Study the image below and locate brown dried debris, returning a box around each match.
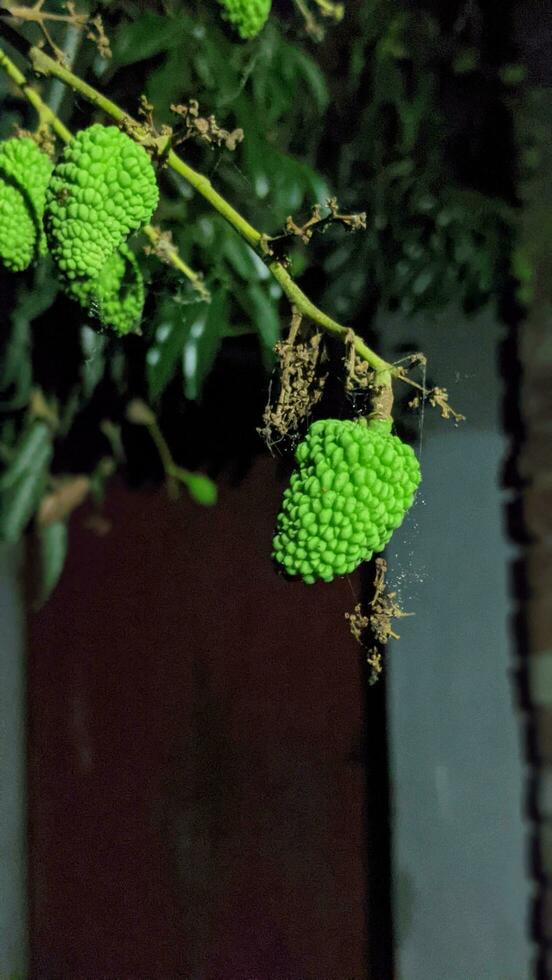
[345,558,414,684]
[366,648,383,684]
[369,557,414,643]
[344,329,375,393]
[37,474,90,527]
[427,386,466,422]
[85,10,111,60]
[344,603,369,643]
[271,197,366,249]
[258,307,327,447]
[170,100,244,152]
[408,385,466,423]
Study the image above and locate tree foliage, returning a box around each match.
[0,0,520,603]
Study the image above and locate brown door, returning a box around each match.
[27,457,376,979]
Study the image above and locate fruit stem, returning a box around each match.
[367,369,394,422]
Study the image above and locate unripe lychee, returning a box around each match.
[273,417,421,584]
[218,0,271,38]
[0,137,53,271]
[64,243,145,335]
[45,124,158,280]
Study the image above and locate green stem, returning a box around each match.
[270,263,391,373]
[313,0,345,21]
[146,416,174,476]
[167,462,192,483]
[0,44,71,137]
[166,146,261,249]
[30,45,127,124]
[25,43,398,377]
[141,223,210,300]
[146,417,195,497]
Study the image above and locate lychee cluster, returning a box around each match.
[218,0,271,38]
[273,417,421,584]
[44,124,158,281]
[0,137,52,272]
[1,126,156,334]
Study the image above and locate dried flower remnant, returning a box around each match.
[346,558,414,683]
[259,308,327,446]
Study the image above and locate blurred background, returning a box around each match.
[0,1,549,977]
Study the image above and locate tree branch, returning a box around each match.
[0,22,464,421]
[21,40,398,379]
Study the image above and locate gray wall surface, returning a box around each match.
[0,544,28,977]
[379,311,532,980]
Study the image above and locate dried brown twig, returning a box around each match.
[273,197,367,248]
[171,100,244,152]
[344,329,374,393]
[123,96,243,162]
[346,558,414,684]
[258,307,327,448]
[37,474,90,527]
[369,557,414,644]
[408,385,466,423]
[142,225,211,302]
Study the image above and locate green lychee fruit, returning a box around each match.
[45,124,159,280]
[273,417,421,584]
[218,0,271,38]
[64,243,144,335]
[0,137,53,271]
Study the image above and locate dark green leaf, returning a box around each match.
[238,282,280,355]
[111,13,188,66]
[222,235,262,281]
[35,521,68,608]
[0,421,51,491]
[182,289,227,401]
[0,315,31,403]
[81,327,106,400]
[1,264,58,411]
[147,301,196,402]
[0,437,52,543]
[286,47,329,113]
[146,48,193,121]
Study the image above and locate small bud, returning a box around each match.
[126,399,156,426]
[186,473,218,507]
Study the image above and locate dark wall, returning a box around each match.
[27,458,373,979]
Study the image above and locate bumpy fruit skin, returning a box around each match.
[0,178,37,272]
[0,138,53,271]
[218,0,271,38]
[64,243,144,335]
[273,418,421,584]
[45,124,159,280]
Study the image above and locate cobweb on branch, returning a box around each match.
[344,354,428,678]
[386,353,428,607]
